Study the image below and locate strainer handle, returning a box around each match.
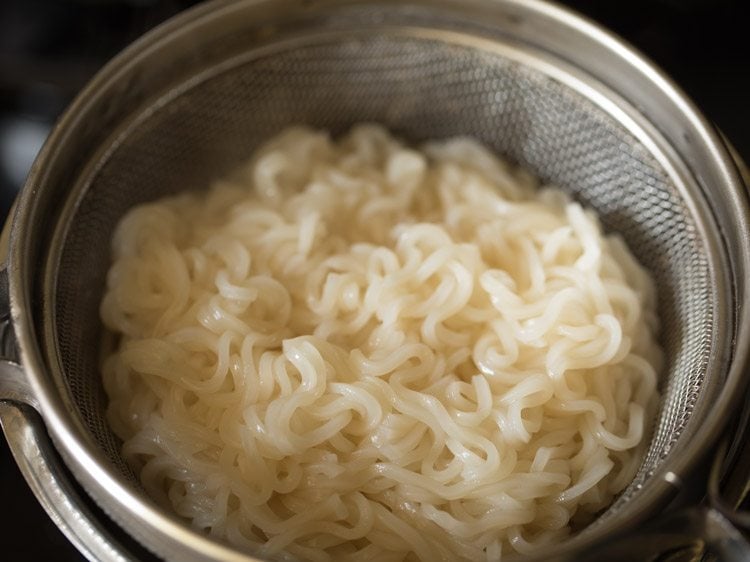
[583,506,750,561]
[577,438,750,561]
[0,363,139,562]
[1,247,139,561]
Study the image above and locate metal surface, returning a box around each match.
[0,400,134,562]
[1,0,750,560]
[1,205,134,562]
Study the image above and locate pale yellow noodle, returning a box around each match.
[101,124,662,561]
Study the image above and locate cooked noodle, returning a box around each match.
[101,125,661,561]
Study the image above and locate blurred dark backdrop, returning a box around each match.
[0,0,747,559]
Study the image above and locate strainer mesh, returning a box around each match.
[52,35,712,526]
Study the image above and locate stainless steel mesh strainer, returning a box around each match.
[1,0,749,560]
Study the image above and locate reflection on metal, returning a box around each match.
[0,402,133,562]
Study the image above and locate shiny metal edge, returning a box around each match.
[3,209,138,562]
[0,401,136,562]
[1,201,20,365]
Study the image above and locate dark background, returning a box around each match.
[0,0,747,559]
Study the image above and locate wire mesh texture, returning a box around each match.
[47,31,717,536]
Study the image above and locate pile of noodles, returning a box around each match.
[101,125,661,561]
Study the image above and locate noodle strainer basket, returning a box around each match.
[1,0,749,560]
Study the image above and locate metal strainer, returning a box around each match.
[1,0,749,560]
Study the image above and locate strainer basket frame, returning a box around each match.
[1,1,750,560]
